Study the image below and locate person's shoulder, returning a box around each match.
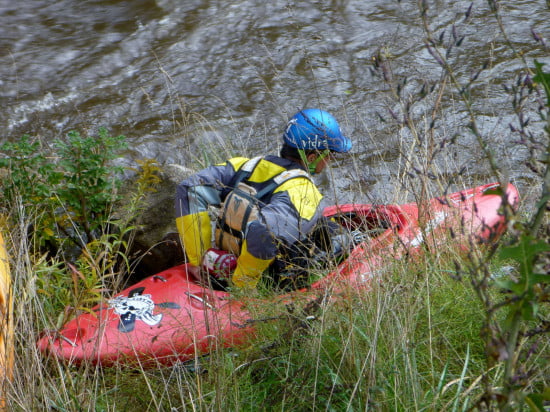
[224,157,250,170]
[275,178,322,220]
[276,176,320,192]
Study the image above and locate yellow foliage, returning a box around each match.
[130,158,162,194]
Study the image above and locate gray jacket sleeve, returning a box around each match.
[175,162,236,217]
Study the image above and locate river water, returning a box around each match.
[1,0,549,207]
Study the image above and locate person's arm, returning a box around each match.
[232,178,323,289]
[175,161,242,266]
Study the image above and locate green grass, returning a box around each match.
[7,249,504,411]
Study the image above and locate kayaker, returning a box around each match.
[175,108,352,289]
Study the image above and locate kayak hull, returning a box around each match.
[37,183,520,367]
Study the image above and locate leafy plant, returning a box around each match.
[129,158,163,197]
[488,232,550,410]
[0,128,127,250]
[53,128,127,243]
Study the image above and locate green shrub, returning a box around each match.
[0,128,127,249]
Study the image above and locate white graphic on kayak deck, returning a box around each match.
[109,287,163,332]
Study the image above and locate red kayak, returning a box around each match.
[37,182,519,367]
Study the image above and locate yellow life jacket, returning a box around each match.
[215,156,312,254]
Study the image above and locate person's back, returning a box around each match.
[175,108,352,289]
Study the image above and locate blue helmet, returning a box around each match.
[283,109,352,153]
